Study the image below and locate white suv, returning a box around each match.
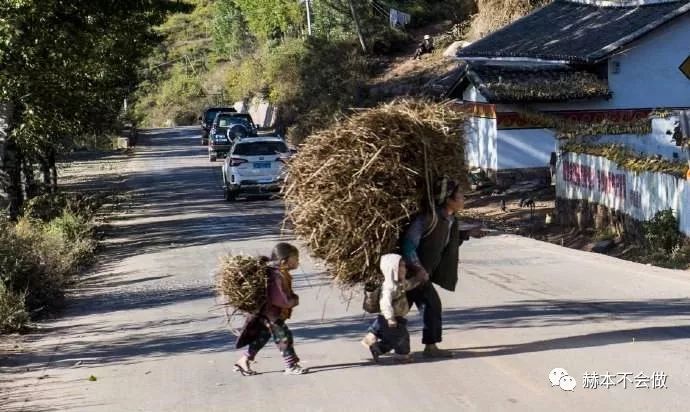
[221,137,291,201]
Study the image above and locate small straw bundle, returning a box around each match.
[215,255,270,314]
[284,99,466,287]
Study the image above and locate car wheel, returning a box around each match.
[209,155,217,162]
[225,189,237,202]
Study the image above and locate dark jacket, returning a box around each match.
[402,209,469,291]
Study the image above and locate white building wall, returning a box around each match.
[557,152,690,234]
[464,116,497,170]
[590,116,682,159]
[461,14,690,175]
[535,12,690,111]
[496,128,557,169]
[462,85,488,103]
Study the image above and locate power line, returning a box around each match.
[369,0,389,21]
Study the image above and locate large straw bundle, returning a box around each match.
[284,99,466,287]
[216,255,270,313]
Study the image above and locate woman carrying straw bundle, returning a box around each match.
[401,177,479,358]
[233,243,309,376]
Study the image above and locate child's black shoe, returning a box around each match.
[369,343,383,363]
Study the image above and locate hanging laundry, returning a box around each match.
[389,8,411,29]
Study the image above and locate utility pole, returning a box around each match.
[305,0,312,35]
[347,0,367,53]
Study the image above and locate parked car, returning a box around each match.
[200,106,236,145]
[208,112,258,161]
[221,137,291,201]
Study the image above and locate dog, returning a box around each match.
[519,197,535,208]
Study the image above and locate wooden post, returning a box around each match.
[305,0,312,36]
[347,0,367,53]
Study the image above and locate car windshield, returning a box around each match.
[233,142,288,156]
[217,115,253,128]
[205,110,221,124]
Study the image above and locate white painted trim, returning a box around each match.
[459,57,570,65]
[567,0,681,6]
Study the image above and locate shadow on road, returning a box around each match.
[5,298,690,374]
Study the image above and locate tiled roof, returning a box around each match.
[457,0,690,63]
[452,62,611,102]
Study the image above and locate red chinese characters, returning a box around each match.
[563,161,626,198]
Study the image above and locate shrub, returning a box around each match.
[0,284,30,333]
[23,192,104,222]
[226,37,370,143]
[644,209,682,254]
[1,208,98,332]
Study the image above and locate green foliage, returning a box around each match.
[388,0,475,26]
[594,227,617,242]
[23,192,105,222]
[0,205,98,333]
[233,0,303,40]
[134,0,476,130]
[0,283,29,334]
[1,0,189,216]
[1,0,187,142]
[644,209,682,255]
[134,0,222,126]
[640,243,690,269]
[213,0,256,58]
[310,0,354,40]
[225,37,369,142]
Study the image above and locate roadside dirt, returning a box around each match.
[462,185,636,258]
[367,21,463,101]
[461,182,688,269]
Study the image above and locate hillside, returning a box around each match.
[132,0,546,139]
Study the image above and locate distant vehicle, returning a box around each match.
[208,112,257,161]
[199,106,236,146]
[221,137,291,201]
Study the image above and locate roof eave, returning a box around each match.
[457,54,594,65]
[487,92,612,104]
[590,2,690,63]
[466,70,499,102]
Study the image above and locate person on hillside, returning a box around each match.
[413,35,434,60]
[234,243,308,376]
[401,177,479,358]
[360,254,419,363]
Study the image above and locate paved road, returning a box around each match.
[3,127,690,412]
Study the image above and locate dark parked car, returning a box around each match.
[200,106,236,145]
[208,112,258,162]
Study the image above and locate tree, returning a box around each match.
[0,0,190,218]
[233,0,304,40]
[213,0,256,58]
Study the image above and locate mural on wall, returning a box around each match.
[557,152,690,235]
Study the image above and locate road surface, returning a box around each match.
[3,127,690,412]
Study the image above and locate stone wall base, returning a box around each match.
[555,197,644,242]
[486,167,551,188]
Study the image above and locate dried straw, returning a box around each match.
[215,255,270,313]
[284,99,466,287]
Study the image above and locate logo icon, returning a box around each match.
[549,368,576,391]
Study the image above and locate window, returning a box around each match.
[233,142,288,156]
[205,110,221,123]
[217,115,252,129]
